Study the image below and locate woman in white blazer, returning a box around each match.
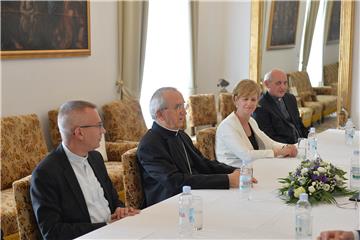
[216,80,297,167]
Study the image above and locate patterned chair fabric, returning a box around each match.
[102,99,148,143]
[12,175,41,240]
[47,109,126,201]
[298,107,313,128]
[121,148,144,209]
[219,93,235,121]
[323,62,338,95]
[196,127,216,161]
[1,114,48,237]
[188,94,217,136]
[288,71,337,120]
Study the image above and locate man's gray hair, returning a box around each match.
[58,100,97,141]
[149,87,178,120]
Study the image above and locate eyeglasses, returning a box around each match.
[78,122,104,129]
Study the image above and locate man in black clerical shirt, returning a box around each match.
[253,69,308,144]
[137,87,241,207]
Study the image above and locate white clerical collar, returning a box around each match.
[155,121,180,134]
[62,142,88,165]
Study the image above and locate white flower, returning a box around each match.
[312,182,316,186]
[282,182,290,188]
[308,186,316,193]
[318,167,326,173]
[323,184,330,191]
[313,171,319,175]
[294,187,306,198]
[335,175,341,181]
[299,177,306,186]
[301,168,308,175]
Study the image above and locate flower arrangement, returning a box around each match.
[278,158,355,204]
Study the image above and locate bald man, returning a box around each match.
[253,69,308,144]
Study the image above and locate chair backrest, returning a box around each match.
[288,71,317,102]
[1,114,48,190]
[219,93,235,121]
[323,62,338,86]
[195,127,216,160]
[102,99,148,142]
[48,109,61,148]
[13,175,41,240]
[188,94,217,136]
[121,148,144,209]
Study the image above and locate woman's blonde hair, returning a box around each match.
[232,79,261,101]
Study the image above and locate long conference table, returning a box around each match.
[79,129,360,239]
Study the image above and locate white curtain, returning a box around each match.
[299,0,320,71]
[117,1,148,100]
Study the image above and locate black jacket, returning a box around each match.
[137,122,236,207]
[30,144,123,240]
[253,92,308,144]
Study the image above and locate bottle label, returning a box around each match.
[351,167,360,179]
[240,175,251,190]
[295,213,312,238]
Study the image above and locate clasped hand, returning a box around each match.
[109,207,140,223]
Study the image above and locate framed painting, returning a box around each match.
[327,1,341,44]
[1,1,90,59]
[266,1,299,50]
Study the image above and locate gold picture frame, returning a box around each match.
[1,1,90,59]
[266,1,299,50]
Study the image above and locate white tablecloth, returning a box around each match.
[79,129,360,239]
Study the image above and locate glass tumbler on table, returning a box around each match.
[297,138,307,161]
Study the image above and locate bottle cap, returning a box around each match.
[309,127,315,133]
[299,193,308,201]
[182,186,191,193]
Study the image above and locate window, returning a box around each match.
[140,0,193,127]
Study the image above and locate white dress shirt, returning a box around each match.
[216,112,285,168]
[62,143,111,223]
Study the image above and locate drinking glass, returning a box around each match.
[297,138,307,161]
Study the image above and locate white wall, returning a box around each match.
[351,2,360,129]
[196,1,251,95]
[261,1,306,77]
[1,1,119,149]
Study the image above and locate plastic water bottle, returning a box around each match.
[350,150,360,191]
[295,193,312,239]
[178,186,194,238]
[306,127,317,160]
[345,119,355,145]
[239,163,252,200]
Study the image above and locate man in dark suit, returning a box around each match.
[30,100,139,240]
[253,69,308,144]
[137,87,244,207]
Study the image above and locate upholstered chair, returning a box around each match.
[287,72,322,123]
[13,175,41,240]
[1,114,48,238]
[121,148,144,209]
[323,62,338,95]
[219,93,235,121]
[195,127,216,160]
[188,94,217,136]
[102,99,148,144]
[295,97,314,128]
[48,109,125,201]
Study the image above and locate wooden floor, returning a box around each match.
[314,114,337,133]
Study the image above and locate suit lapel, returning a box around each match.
[264,93,293,127]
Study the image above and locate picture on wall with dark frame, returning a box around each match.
[267,1,299,50]
[327,0,340,44]
[1,0,90,59]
